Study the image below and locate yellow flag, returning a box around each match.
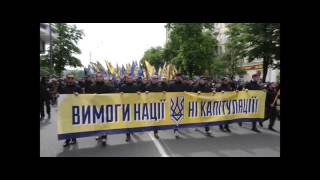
[161,62,167,79]
[158,67,162,76]
[106,61,115,75]
[145,60,155,79]
[90,62,100,73]
[167,64,172,80]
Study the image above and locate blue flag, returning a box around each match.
[120,65,125,79]
[130,60,137,77]
[138,63,144,77]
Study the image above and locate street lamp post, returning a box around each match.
[49,23,53,75]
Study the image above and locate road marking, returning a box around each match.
[147,132,169,157]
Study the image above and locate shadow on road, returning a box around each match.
[56,132,279,157]
[57,140,159,157]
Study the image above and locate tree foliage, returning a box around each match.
[140,46,164,71]
[41,23,84,75]
[163,23,218,77]
[226,23,280,82]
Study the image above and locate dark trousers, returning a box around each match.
[40,99,50,118]
[205,126,210,132]
[65,138,76,143]
[219,124,229,130]
[268,108,277,128]
[252,121,257,130]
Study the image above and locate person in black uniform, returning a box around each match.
[192,76,213,135]
[57,74,82,147]
[78,77,85,92]
[145,75,164,139]
[262,82,279,131]
[168,73,187,138]
[186,78,194,92]
[136,76,146,92]
[244,74,262,133]
[160,77,169,91]
[216,77,233,133]
[40,76,51,121]
[120,75,141,142]
[90,73,117,146]
[83,75,93,93]
[237,79,245,127]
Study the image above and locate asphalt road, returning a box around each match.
[40,106,280,157]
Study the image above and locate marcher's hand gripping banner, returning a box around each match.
[57,91,266,140]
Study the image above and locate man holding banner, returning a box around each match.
[192,76,213,135]
[217,77,233,133]
[57,74,82,147]
[245,74,263,133]
[145,75,163,139]
[119,75,141,142]
[91,73,117,146]
[168,73,187,138]
[263,82,279,131]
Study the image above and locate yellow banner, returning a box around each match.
[57,91,266,140]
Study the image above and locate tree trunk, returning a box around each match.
[262,57,269,83]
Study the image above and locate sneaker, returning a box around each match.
[174,130,179,138]
[225,128,232,133]
[268,127,277,132]
[101,138,107,146]
[63,141,70,147]
[259,122,263,127]
[154,133,159,139]
[206,130,212,136]
[125,135,131,142]
[70,139,77,144]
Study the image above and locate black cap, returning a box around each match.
[221,77,228,81]
[200,76,208,80]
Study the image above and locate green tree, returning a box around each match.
[163,23,218,77]
[210,52,246,78]
[140,46,165,71]
[41,23,84,75]
[226,23,280,82]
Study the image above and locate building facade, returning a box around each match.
[40,23,58,54]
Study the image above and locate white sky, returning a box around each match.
[67,23,167,69]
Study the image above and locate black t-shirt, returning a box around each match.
[168,81,187,92]
[192,83,212,92]
[245,81,262,90]
[145,83,162,92]
[120,83,140,93]
[59,84,82,94]
[89,82,116,94]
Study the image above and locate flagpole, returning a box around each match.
[49,23,53,75]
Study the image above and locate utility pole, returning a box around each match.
[49,23,53,75]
